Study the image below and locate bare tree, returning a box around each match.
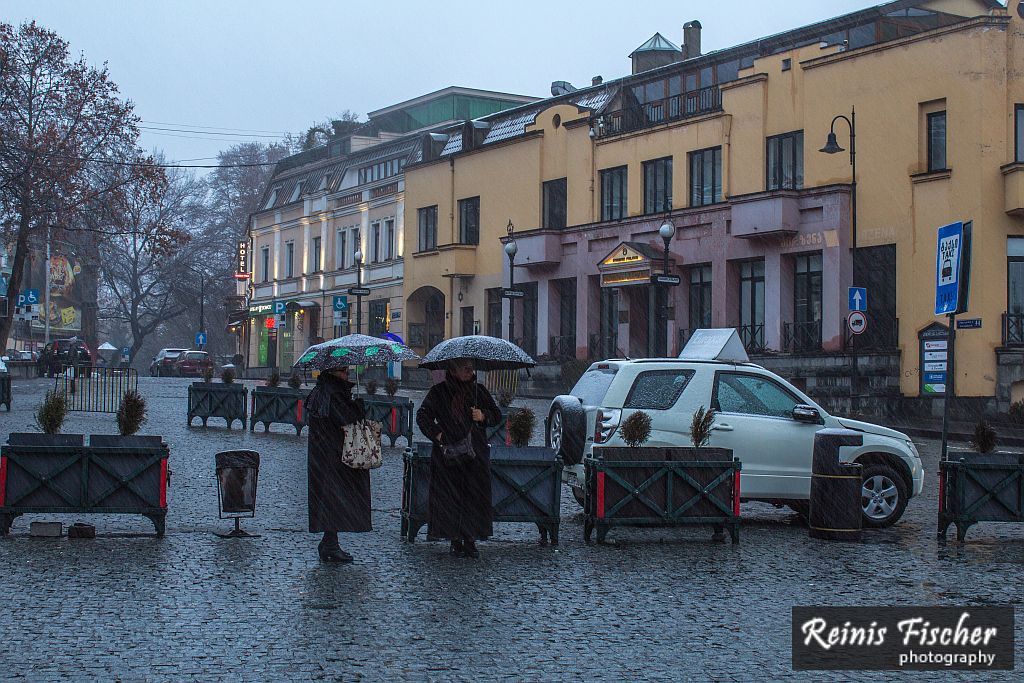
[298,110,362,151]
[0,21,151,350]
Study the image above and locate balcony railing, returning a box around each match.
[845,317,899,352]
[549,335,577,360]
[598,86,722,139]
[738,324,766,354]
[678,328,693,353]
[782,321,823,353]
[589,333,621,360]
[1003,313,1024,346]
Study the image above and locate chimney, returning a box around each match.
[592,75,603,86]
[683,20,702,60]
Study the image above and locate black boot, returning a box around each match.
[449,539,465,557]
[318,532,353,563]
[463,539,480,559]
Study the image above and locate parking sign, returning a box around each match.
[935,221,972,316]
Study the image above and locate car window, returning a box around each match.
[714,373,800,419]
[571,368,617,406]
[184,352,206,360]
[624,370,694,410]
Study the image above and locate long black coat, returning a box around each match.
[307,375,371,533]
[416,377,502,541]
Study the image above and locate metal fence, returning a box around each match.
[55,366,139,413]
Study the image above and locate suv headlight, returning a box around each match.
[904,439,919,458]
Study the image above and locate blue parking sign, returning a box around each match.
[273,300,286,315]
[934,221,971,316]
[333,295,348,312]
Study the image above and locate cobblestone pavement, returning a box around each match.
[1,376,1022,681]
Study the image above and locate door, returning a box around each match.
[707,371,818,498]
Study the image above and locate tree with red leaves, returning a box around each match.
[0,21,154,351]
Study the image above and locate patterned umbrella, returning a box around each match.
[294,333,419,371]
[419,335,535,371]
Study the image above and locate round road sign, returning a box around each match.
[848,311,867,335]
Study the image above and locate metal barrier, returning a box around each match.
[55,366,139,413]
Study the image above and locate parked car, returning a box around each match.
[37,339,93,377]
[546,358,924,528]
[174,350,214,377]
[150,348,188,377]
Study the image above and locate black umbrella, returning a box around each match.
[419,335,535,371]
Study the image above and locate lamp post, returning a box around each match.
[820,106,858,409]
[183,265,207,349]
[658,218,676,356]
[503,220,518,344]
[354,248,363,335]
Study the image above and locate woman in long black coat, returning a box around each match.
[416,358,502,558]
[307,365,370,563]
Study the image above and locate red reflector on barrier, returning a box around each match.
[597,471,606,519]
[0,456,7,508]
[159,458,168,509]
[937,470,945,514]
[297,400,303,423]
[733,469,741,518]
[390,407,397,433]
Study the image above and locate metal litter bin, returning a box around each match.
[809,428,863,541]
[215,450,260,538]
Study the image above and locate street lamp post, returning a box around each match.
[504,221,518,344]
[354,248,363,335]
[820,106,858,409]
[658,218,676,356]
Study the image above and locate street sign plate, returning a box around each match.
[848,311,867,335]
[195,332,207,347]
[924,341,948,351]
[333,295,348,312]
[923,383,947,394]
[650,274,681,286]
[848,287,867,312]
[924,372,947,384]
[502,288,525,299]
[348,287,371,297]
[935,221,964,315]
[272,300,286,315]
[956,318,982,330]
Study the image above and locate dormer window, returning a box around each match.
[289,181,304,203]
[317,174,330,192]
[263,187,280,210]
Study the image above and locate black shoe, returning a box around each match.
[463,541,480,559]
[449,540,465,557]
[318,542,353,563]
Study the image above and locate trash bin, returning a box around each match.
[809,428,864,542]
[214,450,260,538]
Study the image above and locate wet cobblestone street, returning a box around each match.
[1,376,1022,681]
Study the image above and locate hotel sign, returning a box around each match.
[235,240,250,279]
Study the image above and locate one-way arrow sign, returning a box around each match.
[849,287,867,312]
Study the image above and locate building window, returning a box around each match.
[643,157,672,214]
[600,166,628,221]
[350,229,360,266]
[1008,238,1024,344]
[688,264,712,333]
[766,131,803,190]
[263,187,279,211]
[311,236,321,273]
[289,181,304,203]
[358,157,406,185]
[368,299,388,337]
[791,253,823,351]
[384,219,395,260]
[543,178,567,230]
[461,306,475,337]
[336,229,347,269]
[738,259,765,350]
[285,242,295,279]
[418,206,438,251]
[928,111,946,171]
[371,222,381,262]
[458,196,480,245]
[260,246,270,283]
[486,288,502,338]
[689,147,722,207]
[1016,106,1024,164]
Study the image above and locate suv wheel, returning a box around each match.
[547,407,564,457]
[861,463,908,528]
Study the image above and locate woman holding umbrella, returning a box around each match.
[416,358,501,558]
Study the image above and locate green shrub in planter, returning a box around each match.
[35,390,68,434]
[221,367,236,384]
[971,420,997,454]
[365,379,378,396]
[202,366,214,383]
[384,378,399,397]
[621,411,652,448]
[507,407,536,448]
[117,390,147,436]
[287,373,302,390]
[690,406,715,448]
[497,387,515,409]
[265,370,281,388]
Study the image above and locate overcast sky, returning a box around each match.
[3,0,879,166]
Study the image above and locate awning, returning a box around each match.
[226,310,247,327]
[288,300,319,309]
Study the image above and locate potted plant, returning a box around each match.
[8,390,81,447]
[940,420,1024,541]
[188,366,248,429]
[361,376,414,447]
[365,379,379,396]
[487,387,518,445]
[251,369,308,434]
[90,390,163,448]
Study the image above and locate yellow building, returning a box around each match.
[404,0,1024,415]
[242,87,535,373]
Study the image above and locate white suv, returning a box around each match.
[547,358,924,528]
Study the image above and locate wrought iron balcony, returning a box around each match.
[549,335,577,361]
[1003,313,1024,346]
[783,321,823,354]
[845,317,899,352]
[596,86,722,139]
[738,324,766,354]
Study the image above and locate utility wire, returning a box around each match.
[140,125,287,139]
[141,120,291,135]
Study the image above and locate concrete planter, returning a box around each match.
[939,452,1024,541]
[0,433,169,536]
[584,447,740,544]
[251,386,309,434]
[188,382,247,430]
[401,442,563,543]
[363,396,414,447]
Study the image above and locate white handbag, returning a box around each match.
[341,419,383,469]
